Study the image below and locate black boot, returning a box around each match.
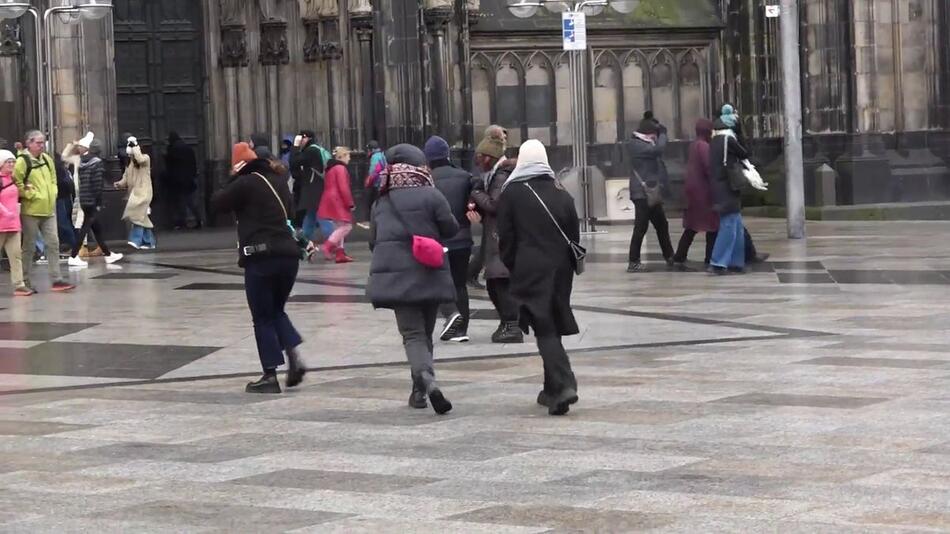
[408,378,427,409]
[246,372,281,394]
[537,390,552,407]
[428,388,453,415]
[548,388,579,416]
[492,322,524,344]
[286,348,307,388]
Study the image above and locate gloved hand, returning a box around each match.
[127,136,138,148]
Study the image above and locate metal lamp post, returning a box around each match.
[506,0,638,233]
[0,2,45,137]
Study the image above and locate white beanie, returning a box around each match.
[0,150,15,166]
[76,131,95,149]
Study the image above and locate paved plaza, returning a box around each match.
[0,218,948,532]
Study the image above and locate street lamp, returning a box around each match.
[505,0,635,232]
[43,0,113,150]
[0,2,46,142]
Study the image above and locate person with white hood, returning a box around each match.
[66,135,123,267]
[496,140,581,416]
[114,135,156,249]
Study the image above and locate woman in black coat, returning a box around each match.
[211,142,312,394]
[708,118,751,274]
[497,140,580,416]
[367,144,459,415]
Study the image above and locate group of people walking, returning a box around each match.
[221,127,583,417]
[626,105,768,275]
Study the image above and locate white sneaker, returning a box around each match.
[105,252,124,264]
[67,256,88,268]
[127,241,141,250]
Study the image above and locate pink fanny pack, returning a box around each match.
[386,197,445,269]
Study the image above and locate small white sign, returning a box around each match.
[765,5,780,18]
[562,12,587,51]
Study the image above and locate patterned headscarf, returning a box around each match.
[378,162,434,194]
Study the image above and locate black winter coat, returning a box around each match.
[77,153,105,209]
[471,159,516,279]
[211,159,299,268]
[431,159,473,251]
[709,119,750,215]
[498,176,580,337]
[627,129,669,200]
[164,138,198,194]
[290,144,325,212]
[367,187,459,309]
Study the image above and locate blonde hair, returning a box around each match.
[333,146,351,159]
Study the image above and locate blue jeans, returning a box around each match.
[301,209,334,241]
[710,212,745,269]
[129,225,156,248]
[57,199,76,251]
[244,256,303,371]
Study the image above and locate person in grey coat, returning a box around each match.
[626,111,675,273]
[367,144,459,414]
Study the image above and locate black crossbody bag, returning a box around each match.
[523,183,586,275]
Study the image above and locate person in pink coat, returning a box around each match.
[318,146,355,263]
[0,150,32,296]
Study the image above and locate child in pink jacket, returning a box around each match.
[0,150,31,296]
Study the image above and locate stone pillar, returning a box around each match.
[320,15,343,147]
[220,24,249,145]
[0,18,26,144]
[424,6,453,141]
[351,12,375,148]
[260,20,290,151]
[379,0,425,146]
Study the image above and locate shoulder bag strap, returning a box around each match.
[384,195,415,237]
[251,172,289,220]
[524,183,573,247]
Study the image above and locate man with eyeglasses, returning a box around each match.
[12,131,75,292]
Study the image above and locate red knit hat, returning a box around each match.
[231,142,257,173]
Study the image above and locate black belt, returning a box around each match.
[242,243,269,256]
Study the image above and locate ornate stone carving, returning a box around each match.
[321,40,343,60]
[219,0,246,25]
[348,0,372,15]
[302,20,321,63]
[425,6,453,32]
[0,19,22,57]
[466,0,479,10]
[351,10,373,38]
[298,0,337,19]
[220,25,249,68]
[424,0,451,8]
[258,0,285,22]
[260,21,289,65]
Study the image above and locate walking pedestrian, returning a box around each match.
[164,131,202,230]
[115,136,156,249]
[366,144,459,414]
[497,140,580,415]
[13,130,75,292]
[67,139,123,267]
[318,146,355,263]
[212,142,310,393]
[471,132,523,344]
[626,112,675,273]
[52,152,77,256]
[289,130,326,240]
[358,140,386,230]
[0,150,32,296]
[672,118,718,268]
[720,104,769,265]
[425,135,474,343]
[708,117,750,274]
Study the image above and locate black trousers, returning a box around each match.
[244,256,302,372]
[538,336,577,395]
[487,277,518,323]
[468,244,484,281]
[673,229,718,264]
[744,227,759,262]
[628,199,674,263]
[170,189,202,227]
[71,206,111,257]
[439,247,471,325]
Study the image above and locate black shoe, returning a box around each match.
[491,322,523,344]
[429,388,453,415]
[671,261,693,272]
[748,253,770,264]
[626,262,644,273]
[285,352,307,388]
[440,313,466,342]
[548,388,579,416]
[467,278,485,291]
[246,373,281,394]
[537,390,552,407]
[706,265,728,276]
[408,388,427,409]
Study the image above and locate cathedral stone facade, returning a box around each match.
[1,0,948,225]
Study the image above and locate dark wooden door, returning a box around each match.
[113,0,204,227]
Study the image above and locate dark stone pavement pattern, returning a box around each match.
[0,219,947,532]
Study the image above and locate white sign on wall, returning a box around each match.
[765,5,781,18]
[562,12,587,50]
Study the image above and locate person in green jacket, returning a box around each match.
[13,130,75,292]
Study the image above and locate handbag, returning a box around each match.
[634,169,663,208]
[252,172,312,260]
[385,197,446,269]
[524,183,587,275]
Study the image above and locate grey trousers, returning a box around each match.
[21,214,64,285]
[394,304,440,393]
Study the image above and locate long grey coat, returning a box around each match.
[367,187,460,309]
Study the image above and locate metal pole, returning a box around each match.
[569,47,590,233]
[779,0,805,239]
[24,8,46,137]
